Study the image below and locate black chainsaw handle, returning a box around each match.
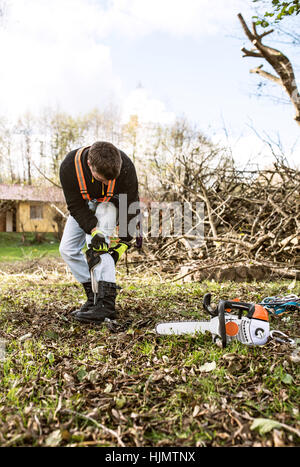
[203,295,227,347]
[203,293,218,317]
[203,293,254,319]
[218,300,227,349]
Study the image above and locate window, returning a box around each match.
[30,204,43,220]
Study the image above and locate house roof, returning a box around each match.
[0,184,65,203]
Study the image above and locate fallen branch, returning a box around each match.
[50,203,67,219]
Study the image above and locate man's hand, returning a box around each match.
[109,241,130,264]
[90,230,108,252]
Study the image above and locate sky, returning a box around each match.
[0,0,299,167]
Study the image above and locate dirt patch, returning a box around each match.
[0,257,67,275]
[179,263,299,282]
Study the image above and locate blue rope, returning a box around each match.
[260,294,300,315]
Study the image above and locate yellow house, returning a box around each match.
[0,184,66,234]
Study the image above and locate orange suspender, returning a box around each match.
[101,179,116,202]
[74,147,116,203]
[75,146,90,201]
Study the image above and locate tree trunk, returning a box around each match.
[238,13,300,127]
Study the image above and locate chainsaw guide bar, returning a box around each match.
[155,293,294,348]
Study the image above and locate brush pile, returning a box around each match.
[139,162,300,281]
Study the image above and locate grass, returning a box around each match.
[0,261,299,447]
[0,232,60,262]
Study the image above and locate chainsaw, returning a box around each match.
[156,293,294,348]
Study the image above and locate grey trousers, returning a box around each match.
[59,202,118,284]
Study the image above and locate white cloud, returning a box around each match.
[121,87,175,125]
[211,132,300,169]
[0,0,251,120]
[0,0,122,116]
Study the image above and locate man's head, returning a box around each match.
[87,142,122,184]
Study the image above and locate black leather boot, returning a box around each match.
[71,282,94,316]
[73,281,120,324]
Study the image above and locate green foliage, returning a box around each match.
[253,0,300,27]
[251,418,282,434]
[0,232,60,262]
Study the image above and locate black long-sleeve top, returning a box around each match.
[59,146,140,241]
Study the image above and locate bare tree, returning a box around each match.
[238,13,300,127]
[0,118,13,182]
[15,113,36,185]
[48,110,87,182]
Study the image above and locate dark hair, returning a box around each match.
[88,142,122,180]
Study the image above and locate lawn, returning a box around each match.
[0,233,60,263]
[0,260,299,447]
